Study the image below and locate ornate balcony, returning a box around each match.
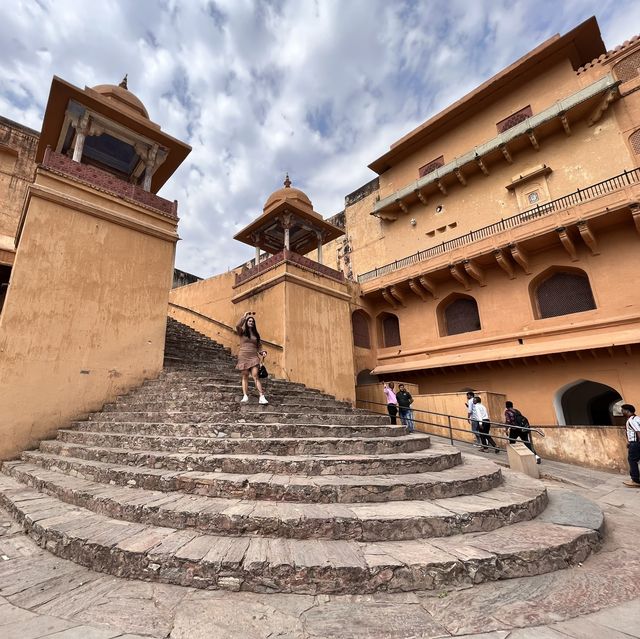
[41,148,178,218]
[358,167,640,285]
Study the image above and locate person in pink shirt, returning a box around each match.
[383,381,399,425]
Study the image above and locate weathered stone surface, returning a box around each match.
[536,488,604,533]
[0,318,605,598]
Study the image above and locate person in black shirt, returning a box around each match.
[396,384,415,433]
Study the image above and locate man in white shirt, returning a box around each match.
[466,391,481,447]
[473,396,499,453]
[621,404,640,488]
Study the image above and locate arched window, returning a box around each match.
[630,130,640,155]
[378,312,401,347]
[352,310,371,349]
[440,295,481,336]
[534,270,596,319]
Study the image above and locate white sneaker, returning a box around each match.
[259,395,268,405]
[240,395,249,403]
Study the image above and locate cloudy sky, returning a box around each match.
[1,0,638,277]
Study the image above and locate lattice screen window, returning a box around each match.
[614,50,640,83]
[496,106,533,134]
[352,311,371,348]
[535,272,596,319]
[630,130,640,155]
[418,155,444,178]
[381,314,401,347]
[444,298,481,335]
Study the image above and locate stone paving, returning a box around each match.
[0,318,638,636]
[0,458,638,638]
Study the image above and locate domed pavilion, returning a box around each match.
[234,175,344,271]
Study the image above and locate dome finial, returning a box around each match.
[283,173,291,188]
[119,74,128,90]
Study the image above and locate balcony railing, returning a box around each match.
[358,167,640,283]
[41,148,178,218]
[235,249,345,286]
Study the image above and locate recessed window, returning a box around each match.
[352,310,371,349]
[496,106,533,134]
[439,296,481,336]
[379,312,401,347]
[534,270,596,319]
[418,156,444,178]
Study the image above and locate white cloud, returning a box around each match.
[0,0,638,277]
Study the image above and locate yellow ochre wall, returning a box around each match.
[0,170,177,459]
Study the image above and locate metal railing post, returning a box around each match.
[447,415,453,445]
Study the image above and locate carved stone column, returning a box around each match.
[72,112,91,163]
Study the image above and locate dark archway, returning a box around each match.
[356,369,378,385]
[557,380,622,425]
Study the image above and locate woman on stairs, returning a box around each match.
[236,311,268,404]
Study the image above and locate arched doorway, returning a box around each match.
[554,379,622,425]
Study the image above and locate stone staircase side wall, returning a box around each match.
[0,169,177,460]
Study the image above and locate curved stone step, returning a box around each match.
[3,462,546,541]
[106,397,351,411]
[0,475,602,595]
[90,411,391,426]
[18,453,502,502]
[35,440,462,475]
[70,420,406,439]
[55,430,431,456]
[132,386,335,401]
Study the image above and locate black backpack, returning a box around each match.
[513,408,529,428]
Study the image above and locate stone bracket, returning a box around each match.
[494,248,516,279]
[577,221,599,255]
[463,259,486,286]
[509,243,530,274]
[556,227,579,261]
[449,264,471,290]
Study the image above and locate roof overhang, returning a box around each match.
[369,16,605,175]
[373,73,620,215]
[234,203,344,255]
[36,76,191,193]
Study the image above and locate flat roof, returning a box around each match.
[368,16,605,174]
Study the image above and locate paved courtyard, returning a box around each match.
[0,446,638,639]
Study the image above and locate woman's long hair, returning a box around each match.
[243,318,262,349]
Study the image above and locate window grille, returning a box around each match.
[381,314,401,347]
[496,106,533,134]
[536,272,596,319]
[418,155,444,178]
[614,51,640,83]
[444,298,481,335]
[352,311,371,348]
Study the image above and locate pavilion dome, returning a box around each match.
[263,175,314,213]
[91,76,149,119]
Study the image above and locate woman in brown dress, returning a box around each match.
[236,311,268,404]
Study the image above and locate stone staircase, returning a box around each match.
[0,317,603,594]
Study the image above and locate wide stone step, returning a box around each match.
[35,441,462,475]
[105,396,351,411]
[69,420,405,439]
[157,371,310,389]
[3,462,547,541]
[132,387,336,404]
[55,430,432,456]
[88,410,391,426]
[18,452,502,502]
[0,475,602,594]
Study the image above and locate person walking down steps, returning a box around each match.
[236,311,268,404]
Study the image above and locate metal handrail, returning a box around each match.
[358,167,640,283]
[356,398,545,452]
